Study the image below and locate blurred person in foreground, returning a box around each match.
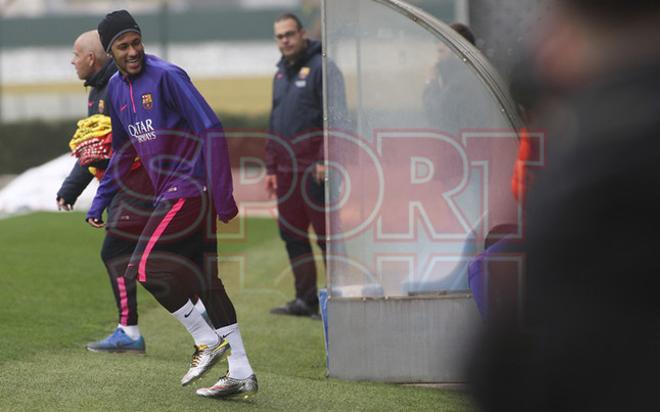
[265,13,326,318]
[56,30,153,353]
[87,10,256,398]
[469,1,660,411]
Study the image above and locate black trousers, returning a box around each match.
[98,167,155,327]
[123,194,236,328]
[276,172,326,306]
[100,234,140,326]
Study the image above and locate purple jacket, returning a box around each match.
[87,54,237,222]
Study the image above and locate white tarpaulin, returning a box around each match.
[0,154,98,217]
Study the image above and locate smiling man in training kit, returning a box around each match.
[87,9,257,399]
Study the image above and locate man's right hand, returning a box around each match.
[265,174,278,199]
[86,217,105,228]
[56,197,73,211]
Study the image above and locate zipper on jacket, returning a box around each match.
[128,78,137,113]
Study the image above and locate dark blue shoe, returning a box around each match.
[86,328,146,354]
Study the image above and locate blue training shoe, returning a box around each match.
[86,328,146,354]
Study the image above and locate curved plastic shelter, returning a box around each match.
[322,0,522,382]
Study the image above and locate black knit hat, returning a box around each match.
[98,10,141,52]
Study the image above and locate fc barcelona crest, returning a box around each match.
[141,93,153,110]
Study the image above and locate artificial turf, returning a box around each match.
[0,212,473,411]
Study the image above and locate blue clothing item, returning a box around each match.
[86,327,146,353]
[87,54,237,223]
[266,40,324,174]
[467,235,521,320]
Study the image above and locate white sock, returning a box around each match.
[194,298,207,314]
[172,300,220,347]
[118,324,141,340]
[216,324,254,379]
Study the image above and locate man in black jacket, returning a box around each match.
[57,30,118,209]
[56,30,155,352]
[265,14,326,317]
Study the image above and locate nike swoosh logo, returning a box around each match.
[184,307,195,318]
[120,104,128,112]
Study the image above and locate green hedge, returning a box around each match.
[0,120,76,175]
[0,113,269,174]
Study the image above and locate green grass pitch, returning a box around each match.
[0,212,473,411]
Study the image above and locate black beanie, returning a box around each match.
[98,10,141,52]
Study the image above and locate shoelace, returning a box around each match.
[108,329,124,341]
[211,375,232,388]
[190,345,208,367]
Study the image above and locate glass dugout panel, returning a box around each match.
[323,0,521,297]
